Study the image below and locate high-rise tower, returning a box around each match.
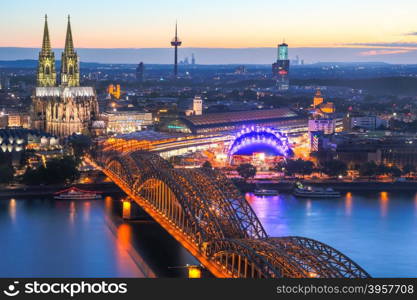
[272,41,290,91]
[170,22,182,77]
[278,42,289,61]
[136,62,145,82]
[37,15,57,87]
[60,15,80,87]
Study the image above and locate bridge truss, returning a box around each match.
[91,149,370,278]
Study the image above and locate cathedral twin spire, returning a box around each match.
[41,15,52,54]
[37,15,80,87]
[37,15,56,87]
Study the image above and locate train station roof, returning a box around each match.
[183,108,299,127]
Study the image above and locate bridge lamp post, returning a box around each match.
[187,265,202,278]
[122,199,131,220]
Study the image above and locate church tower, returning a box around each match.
[32,15,99,137]
[36,15,57,87]
[60,15,80,87]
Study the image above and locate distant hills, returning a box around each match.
[0,59,395,69]
[0,59,106,69]
[0,47,416,64]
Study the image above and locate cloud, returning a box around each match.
[359,49,411,56]
[345,42,417,48]
[405,32,417,36]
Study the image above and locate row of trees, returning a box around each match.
[202,158,415,182]
[358,161,413,178]
[233,160,347,181]
[0,152,14,184]
[230,158,416,180]
[22,156,80,185]
[1,134,91,185]
[276,159,415,179]
[276,159,348,178]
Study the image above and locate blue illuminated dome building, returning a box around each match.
[228,126,293,159]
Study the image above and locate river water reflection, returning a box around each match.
[246,191,417,277]
[1,191,415,278]
[0,196,196,277]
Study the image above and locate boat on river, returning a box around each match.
[254,189,279,196]
[293,182,340,198]
[54,187,102,200]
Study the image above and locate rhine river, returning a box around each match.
[247,191,417,278]
[0,191,416,277]
[0,195,196,278]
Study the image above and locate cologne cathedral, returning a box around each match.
[31,15,99,137]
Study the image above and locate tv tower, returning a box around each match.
[170,21,182,77]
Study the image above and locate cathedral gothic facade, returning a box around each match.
[31,15,99,137]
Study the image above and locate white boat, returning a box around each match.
[293,183,340,198]
[54,187,102,200]
[254,189,279,196]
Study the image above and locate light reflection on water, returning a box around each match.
[8,198,16,223]
[0,196,197,278]
[246,191,417,278]
[0,197,144,277]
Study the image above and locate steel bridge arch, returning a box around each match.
[92,149,370,278]
[266,237,370,278]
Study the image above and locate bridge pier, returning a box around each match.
[122,198,151,221]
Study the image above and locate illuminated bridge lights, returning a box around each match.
[86,145,370,279]
[228,126,293,157]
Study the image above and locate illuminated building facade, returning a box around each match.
[272,42,290,91]
[319,102,335,114]
[313,89,324,108]
[102,111,153,134]
[308,118,336,135]
[107,84,121,99]
[31,16,99,137]
[180,96,203,116]
[309,131,334,152]
[192,96,203,116]
[7,112,30,128]
[0,128,59,153]
[312,89,335,115]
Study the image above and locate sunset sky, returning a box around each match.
[1,0,417,48]
[2,0,417,63]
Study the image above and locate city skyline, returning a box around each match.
[3,1,417,63]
